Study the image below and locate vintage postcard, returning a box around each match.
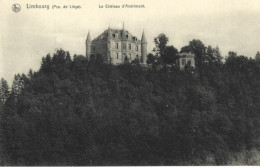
[0,0,260,165]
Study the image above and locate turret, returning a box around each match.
[141,30,147,64]
[107,27,112,62]
[86,31,92,59]
[107,27,112,39]
[121,25,127,40]
[121,22,127,61]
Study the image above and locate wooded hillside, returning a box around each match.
[1,36,260,165]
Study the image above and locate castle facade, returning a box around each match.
[86,26,147,64]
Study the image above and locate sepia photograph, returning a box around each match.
[0,0,260,165]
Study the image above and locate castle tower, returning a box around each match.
[108,26,112,39]
[121,23,127,61]
[86,31,92,60]
[107,27,112,62]
[122,23,127,40]
[141,30,147,64]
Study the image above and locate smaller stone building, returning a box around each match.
[176,52,195,70]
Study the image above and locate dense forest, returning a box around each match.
[0,34,260,165]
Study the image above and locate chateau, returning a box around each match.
[86,25,147,64]
[85,25,195,69]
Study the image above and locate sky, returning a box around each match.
[1,0,260,85]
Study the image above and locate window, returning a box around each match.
[129,53,131,60]
[128,44,131,50]
[191,59,194,65]
[123,43,126,50]
[187,59,191,64]
[136,45,138,51]
[102,43,106,50]
[116,43,119,49]
[181,59,186,65]
[117,53,119,59]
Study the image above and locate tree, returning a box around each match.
[10,74,24,103]
[0,78,9,104]
[146,53,156,66]
[163,46,178,65]
[181,39,206,67]
[124,56,130,64]
[131,57,140,65]
[206,45,214,63]
[40,54,52,73]
[65,52,72,66]
[153,33,169,58]
[153,34,179,66]
[27,69,34,79]
[255,51,260,62]
[212,46,222,63]
[205,45,223,64]
[180,45,190,53]
[2,47,260,165]
[228,51,237,58]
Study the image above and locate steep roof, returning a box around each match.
[141,30,147,43]
[86,31,91,43]
[92,29,141,42]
